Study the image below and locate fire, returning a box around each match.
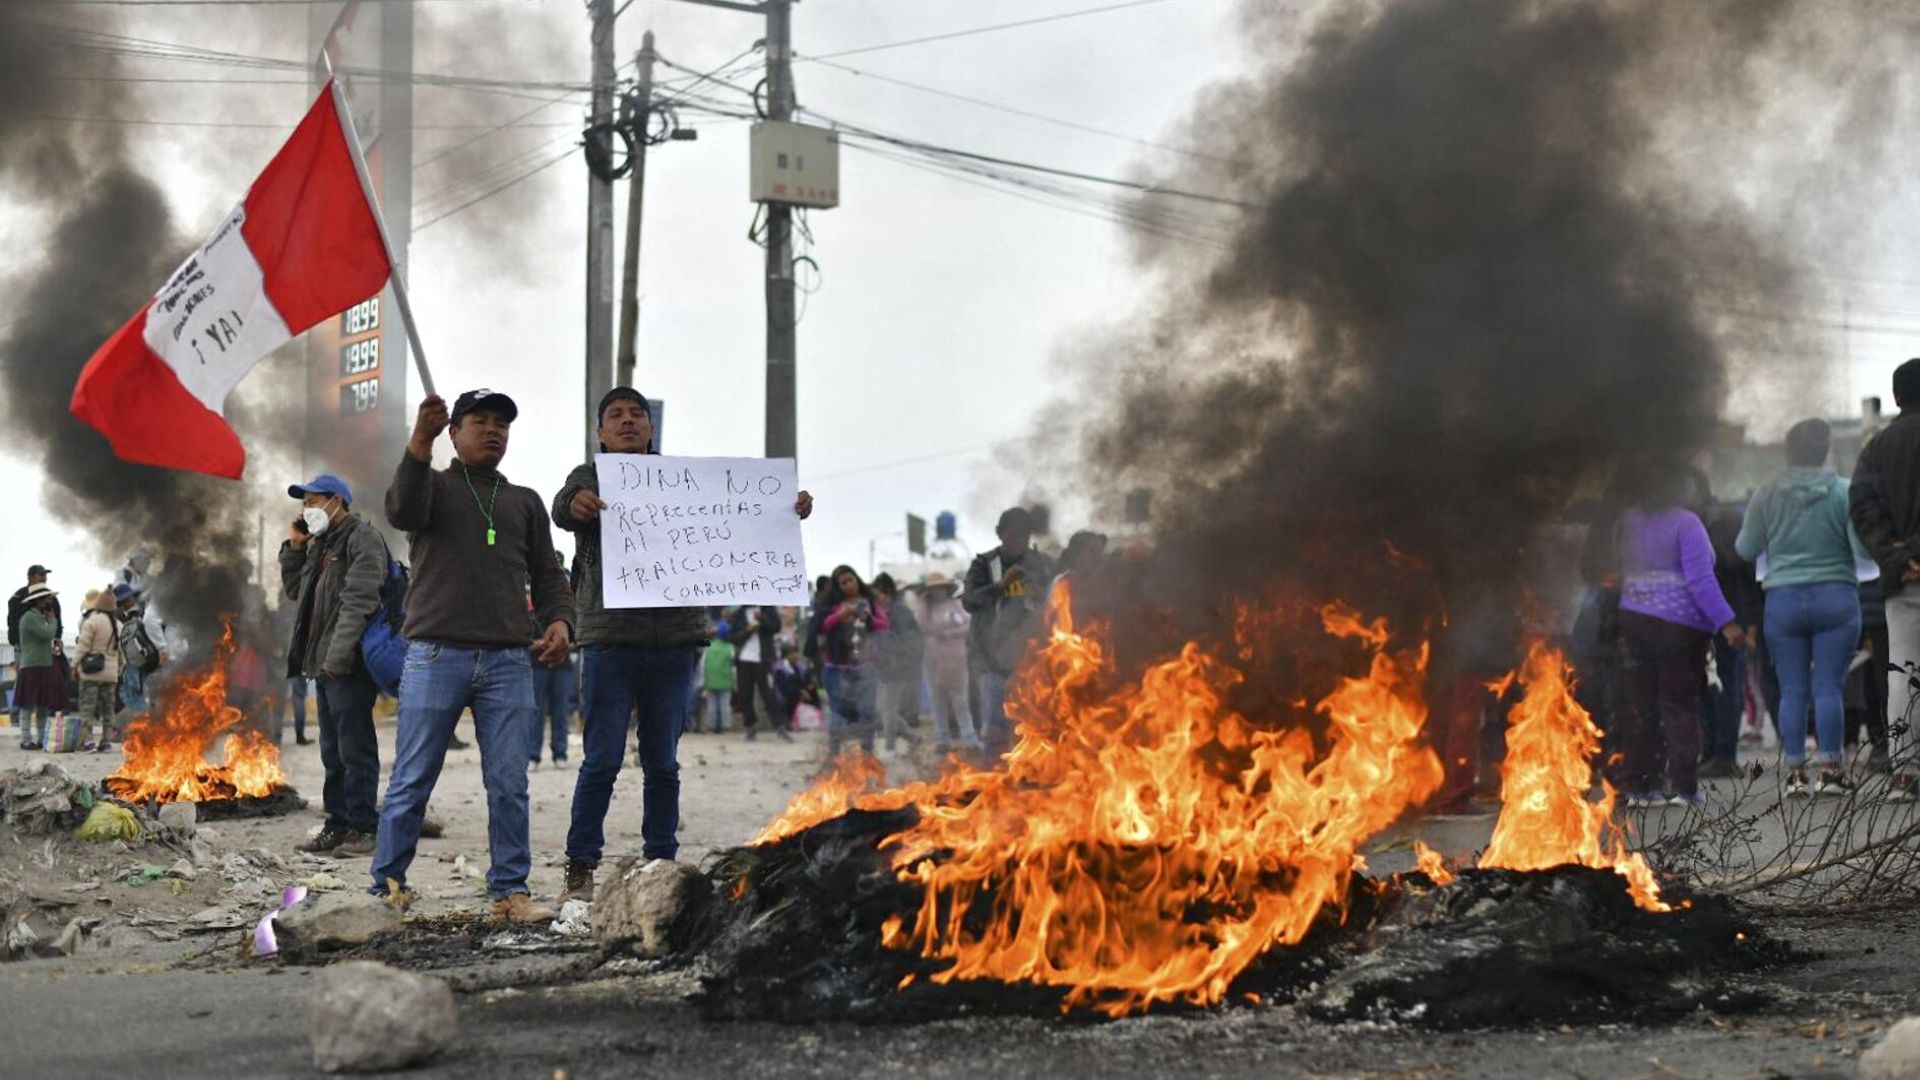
[104,620,286,804]
[758,584,1445,1016]
[1413,840,1456,885]
[1477,640,1667,912]
[752,750,903,846]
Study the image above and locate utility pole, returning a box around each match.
[616,32,656,391]
[763,0,798,461]
[584,0,618,459]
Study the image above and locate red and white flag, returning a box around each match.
[71,81,390,479]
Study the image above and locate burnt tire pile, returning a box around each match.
[692,808,1787,1029]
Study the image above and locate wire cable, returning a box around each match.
[806,0,1176,61]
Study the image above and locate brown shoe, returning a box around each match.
[491,892,556,924]
[331,831,376,857]
[298,829,347,855]
[561,859,596,903]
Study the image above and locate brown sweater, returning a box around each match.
[385,453,575,649]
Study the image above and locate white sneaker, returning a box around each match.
[1785,770,1810,798]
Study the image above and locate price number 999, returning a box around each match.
[339,338,380,377]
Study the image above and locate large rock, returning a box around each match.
[310,961,457,1074]
[591,857,712,957]
[1864,1017,1920,1080]
[277,891,403,954]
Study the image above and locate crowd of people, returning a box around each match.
[17,359,1920,925]
[1557,360,1920,810]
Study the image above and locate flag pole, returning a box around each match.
[323,63,437,399]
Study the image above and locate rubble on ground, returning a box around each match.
[276,891,405,956]
[1863,1017,1920,1080]
[309,960,457,1074]
[592,857,712,958]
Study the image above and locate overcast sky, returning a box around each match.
[4,0,1917,616]
[0,0,1256,606]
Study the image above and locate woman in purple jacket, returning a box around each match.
[1615,464,1750,807]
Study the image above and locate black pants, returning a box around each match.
[1620,611,1710,797]
[317,669,381,835]
[737,660,779,730]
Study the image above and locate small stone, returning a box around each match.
[310,961,457,1073]
[1863,1017,1920,1080]
[591,857,711,958]
[156,802,197,835]
[276,891,403,954]
[166,859,196,881]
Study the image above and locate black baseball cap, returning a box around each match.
[597,387,652,424]
[451,388,519,425]
[27,564,49,576]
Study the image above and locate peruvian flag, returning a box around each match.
[70,82,390,479]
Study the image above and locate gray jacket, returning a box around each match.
[552,461,711,649]
[279,511,388,678]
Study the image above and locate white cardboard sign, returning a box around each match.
[594,454,809,608]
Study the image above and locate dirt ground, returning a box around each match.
[3,712,1918,1079]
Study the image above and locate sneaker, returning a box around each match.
[1785,770,1810,799]
[295,735,313,745]
[331,831,376,857]
[298,829,348,854]
[1815,771,1857,798]
[1890,775,1919,803]
[1667,791,1707,807]
[776,728,793,743]
[491,892,556,924]
[93,741,111,754]
[561,859,597,903]
[1624,792,1660,809]
[448,735,471,751]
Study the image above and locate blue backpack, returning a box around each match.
[359,557,409,697]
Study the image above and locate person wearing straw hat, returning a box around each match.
[73,584,124,753]
[14,584,64,750]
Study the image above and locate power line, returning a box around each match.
[806,0,1176,61]
[800,53,1239,166]
[412,141,577,233]
[25,0,508,5]
[414,88,577,169]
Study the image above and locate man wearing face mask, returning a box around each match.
[279,473,389,856]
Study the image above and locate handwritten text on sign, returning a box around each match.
[595,454,809,608]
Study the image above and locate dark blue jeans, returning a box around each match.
[567,643,699,863]
[1764,581,1861,768]
[370,642,537,900]
[530,660,574,762]
[824,664,877,755]
[1702,638,1745,767]
[316,669,380,835]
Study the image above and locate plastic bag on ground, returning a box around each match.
[76,803,141,844]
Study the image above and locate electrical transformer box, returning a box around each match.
[750,121,841,209]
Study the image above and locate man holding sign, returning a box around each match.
[553,388,813,900]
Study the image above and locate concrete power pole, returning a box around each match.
[585,0,618,458]
[616,32,656,391]
[763,0,798,460]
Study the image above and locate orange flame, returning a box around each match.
[103,619,286,804]
[1476,640,1667,912]
[752,751,906,846]
[1413,840,1457,885]
[757,582,1444,1016]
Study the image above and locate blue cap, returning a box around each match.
[112,583,136,603]
[288,473,353,505]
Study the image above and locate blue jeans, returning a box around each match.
[1764,582,1861,768]
[567,644,699,863]
[530,661,574,762]
[370,642,537,900]
[824,664,876,755]
[704,689,732,732]
[1702,638,1745,766]
[287,676,309,742]
[977,671,1012,758]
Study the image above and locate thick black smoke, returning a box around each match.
[1047,0,1846,677]
[0,6,275,651]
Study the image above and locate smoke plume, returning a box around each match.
[0,5,281,650]
[1040,0,1897,675]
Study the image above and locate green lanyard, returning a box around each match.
[460,462,502,546]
